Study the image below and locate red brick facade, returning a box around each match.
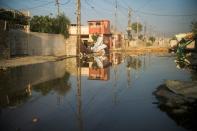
[89,67,110,80]
[88,20,110,35]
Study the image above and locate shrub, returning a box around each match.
[30,14,70,38]
[149,36,155,43]
[146,42,152,46]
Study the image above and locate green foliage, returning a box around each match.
[131,22,143,33]
[138,34,143,40]
[146,42,152,46]
[30,15,52,33]
[191,21,197,34]
[52,14,70,38]
[149,36,156,43]
[33,72,71,96]
[30,14,70,38]
[91,34,98,42]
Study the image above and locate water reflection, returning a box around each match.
[80,54,111,80]
[190,70,197,81]
[79,52,143,82]
[110,53,122,104]
[126,56,142,70]
[0,60,71,107]
[76,56,83,131]
[0,53,192,131]
[0,83,31,108]
[33,72,71,96]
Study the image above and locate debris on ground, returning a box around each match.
[154,80,197,130]
[32,117,39,123]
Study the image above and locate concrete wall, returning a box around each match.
[9,30,67,56]
[28,32,66,56]
[0,31,10,59]
[65,35,77,56]
[69,25,89,35]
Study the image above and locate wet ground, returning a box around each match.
[0,53,196,131]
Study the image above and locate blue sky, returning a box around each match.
[0,0,197,37]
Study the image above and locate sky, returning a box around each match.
[0,0,197,37]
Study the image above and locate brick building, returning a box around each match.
[88,20,112,49]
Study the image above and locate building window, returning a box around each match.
[96,22,101,26]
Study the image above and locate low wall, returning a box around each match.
[9,30,67,56]
[29,32,66,56]
[65,35,77,56]
[0,31,10,59]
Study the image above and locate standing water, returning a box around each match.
[0,53,195,131]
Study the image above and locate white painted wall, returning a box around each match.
[69,26,89,35]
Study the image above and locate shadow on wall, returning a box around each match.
[9,30,66,57]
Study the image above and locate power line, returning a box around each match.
[81,0,98,21]
[116,0,129,11]
[136,0,155,11]
[60,0,72,5]
[84,0,113,14]
[27,1,54,10]
[121,0,130,9]
[84,0,94,9]
[134,10,197,17]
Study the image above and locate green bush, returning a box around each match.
[138,34,143,40]
[91,34,98,42]
[146,42,152,46]
[30,14,70,38]
[149,36,155,43]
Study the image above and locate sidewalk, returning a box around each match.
[0,55,73,69]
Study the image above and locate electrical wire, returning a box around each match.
[60,0,72,5]
[136,0,155,11]
[84,0,95,9]
[27,1,54,10]
[134,10,197,17]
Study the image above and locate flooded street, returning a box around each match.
[0,53,195,131]
[1,0,197,130]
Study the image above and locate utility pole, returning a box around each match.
[137,17,139,40]
[76,1,82,130]
[144,23,146,41]
[113,0,118,49]
[56,0,60,16]
[127,8,132,41]
[128,8,131,27]
[76,0,81,55]
[114,0,117,33]
[76,0,81,109]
